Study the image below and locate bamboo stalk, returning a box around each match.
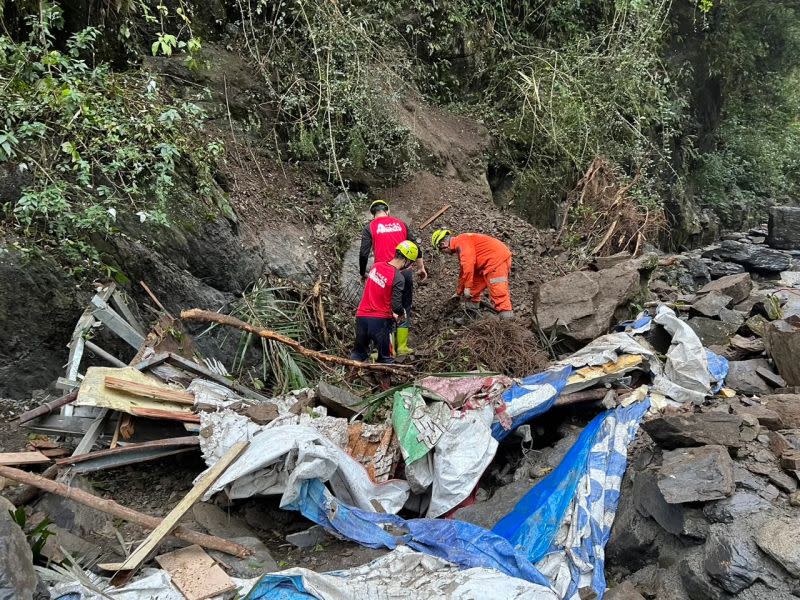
[0,465,249,558]
[180,309,413,375]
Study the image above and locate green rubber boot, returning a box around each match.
[396,326,414,355]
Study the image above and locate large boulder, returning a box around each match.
[641,413,754,449]
[767,206,800,250]
[696,273,752,304]
[535,258,653,342]
[760,394,800,428]
[658,446,734,504]
[725,359,775,396]
[687,317,740,346]
[708,261,745,279]
[764,316,800,386]
[702,240,792,273]
[0,496,37,600]
[755,517,800,577]
[690,292,732,318]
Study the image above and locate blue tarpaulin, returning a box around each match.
[492,366,571,440]
[705,349,729,392]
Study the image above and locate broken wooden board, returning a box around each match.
[98,440,248,581]
[0,452,51,466]
[563,354,645,393]
[130,408,200,423]
[104,376,195,405]
[155,545,236,600]
[75,367,194,417]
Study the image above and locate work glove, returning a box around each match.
[462,288,472,300]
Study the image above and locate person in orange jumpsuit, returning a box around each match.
[431,229,514,318]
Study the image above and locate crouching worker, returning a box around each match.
[352,240,420,364]
[432,229,514,319]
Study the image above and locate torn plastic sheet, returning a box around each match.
[494,401,650,599]
[48,569,258,600]
[392,388,449,464]
[614,313,653,334]
[491,367,571,440]
[283,478,552,586]
[652,305,710,403]
[706,349,729,393]
[245,547,558,600]
[198,412,409,514]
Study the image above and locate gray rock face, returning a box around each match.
[755,517,800,577]
[692,292,733,318]
[0,496,37,600]
[607,484,663,574]
[535,258,651,342]
[642,413,752,449]
[34,477,115,539]
[697,273,753,304]
[207,536,278,578]
[767,206,800,250]
[454,479,532,530]
[709,261,746,279]
[680,558,724,600]
[725,359,775,396]
[315,381,362,418]
[633,470,707,541]
[682,257,711,283]
[605,581,646,600]
[702,240,792,273]
[658,446,734,504]
[702,492,772,524]
[688,317,740,346]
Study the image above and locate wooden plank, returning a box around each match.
[418,203,452,230]
[104,376,195,405]
[111,290,146,337]
[91,295,146,349]
[130,408,200,423]
[71,409,110,457]
[0,452,51,466]
[156,545,236,600]
[99,441,248,578]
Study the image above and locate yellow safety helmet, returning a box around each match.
[431,229,452,248]
[369,200,390,214]
[396,240,419,262]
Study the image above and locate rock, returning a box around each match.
[764,316,800,386]
[682,257,711,283]
[681,557,725,600]
[756,366,787,389]
[731,402,784,430]
[761,394,800,428]
[605,581,646,600]
[697,273,752,304]
[709,261,746,279]
[718,308,746,327]
[286,525,331,549]
[781,450,800,471]
[658,445,734,504]
[207,536,278,578]
[641,413,751,449]
[688,317,740,346]
[767,470,797,493]
[607,485,663,574]
[767,206,800,250]
[733,464,766,492]
[726,359,775,395]
[729,334,765,354]
[315,381,363,418]
[535,258,652,342]
[34,476,115,538]
[743,314,769,337]
[702,491,772,524]
[702,240,792,273]
[691,292,733,318]
[789,491,800,507]
[242,403,279,425]
[192,502,253,538]
[768,431,792,456]
[749,235,767,244]
[756,517,800,577]
[0,496,37,600]
[633,470,706,540]
[704,530,764,593]
[594,251,634,271]
[454,479,532,530]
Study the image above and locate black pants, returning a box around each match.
[352,317,395,363]
[399,268,413,328]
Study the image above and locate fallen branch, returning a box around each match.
[0,465,249,558]
[181,309,413,375]
[418,204,451,230]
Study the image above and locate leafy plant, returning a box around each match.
[10,508,54,562]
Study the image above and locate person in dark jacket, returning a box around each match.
[352,240,420,364]
[359,200,427,354]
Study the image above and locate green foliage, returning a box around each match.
[0,3,221,270]
[9,508,54,563]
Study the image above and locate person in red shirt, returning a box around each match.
[359,200,427,354]
[352,240,420,363]
[431,229,514,319]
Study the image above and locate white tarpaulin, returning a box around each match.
[652,305,710,403]
[197,411,409,513]
[247,547,559,600]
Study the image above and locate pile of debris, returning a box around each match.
[1,212,799,600]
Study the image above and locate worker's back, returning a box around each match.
[454,233,511,270]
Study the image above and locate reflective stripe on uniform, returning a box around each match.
[488,276,507,284]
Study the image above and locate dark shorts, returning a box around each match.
[351,316,395,363]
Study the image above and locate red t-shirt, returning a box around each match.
[369,216,408,263]
[357,262,397,318]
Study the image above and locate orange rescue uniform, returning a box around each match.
[448,233,512,312]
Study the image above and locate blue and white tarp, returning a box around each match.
[245,400,649,600]
[492,366,571,440]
